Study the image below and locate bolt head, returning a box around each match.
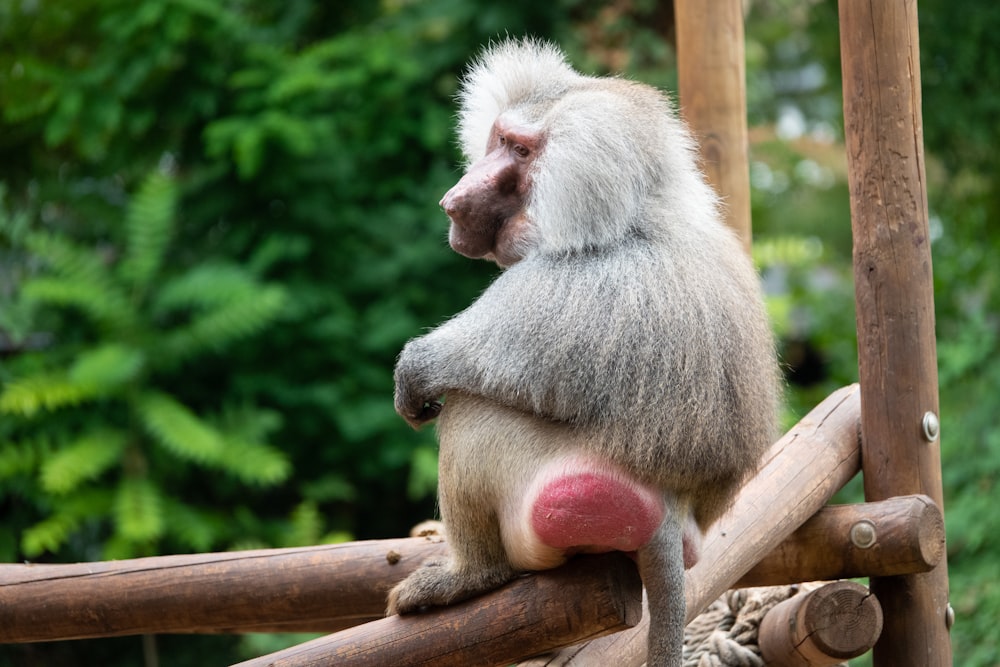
[922,411,940,442]
[850,519,878,549]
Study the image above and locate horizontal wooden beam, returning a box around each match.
[231,552,641,667]
[0,537,449,641]
[737,494,944,587]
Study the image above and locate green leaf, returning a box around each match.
[114,476,165,542]
[68,343,145,393]
[284,500,323,547]
[0,438,44,480]
[22,277,134,333]
[153,263,260,314]
[135,391,226,464]
[21,490,113,557]
[22,513,80,557]
[40,430,127,495]
[161,284,286,362]
[162,498,224,553]
[219,440,291,486]
[22,231,108,286]
[120,171,177,289]
[0,373,99,416]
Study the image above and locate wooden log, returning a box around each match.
[737,494,945,587]
[519,384,862,666]
[0,489,937,644]
[231,552,641,667]
[759,581,883,666]
[838,1,953,665]
[0,537,448,642]
[675,0,752,250]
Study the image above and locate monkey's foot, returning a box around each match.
[386,557,515,615]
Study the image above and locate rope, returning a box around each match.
[680,583,847,667]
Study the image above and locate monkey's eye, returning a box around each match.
[497,134,506,146]
[512,144,530,158]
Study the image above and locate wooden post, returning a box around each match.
[675,0,752,250]
[759,581,884,666]
[838,1,952,665]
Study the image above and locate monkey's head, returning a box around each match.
[440,38,713,268]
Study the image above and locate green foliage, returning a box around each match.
[40,429,127,495]
[0,171,291,561]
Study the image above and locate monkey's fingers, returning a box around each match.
[399,400,443,429]
[418,400,443,421]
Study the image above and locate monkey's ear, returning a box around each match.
[456,38,576,163]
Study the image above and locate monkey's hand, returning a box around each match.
[395,393,443,430]
[394,348,444,429]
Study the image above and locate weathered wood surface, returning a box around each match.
[759,581,883,666]
[2,480,945,644]
[231,553,641,667]
[0,537,448,641]
[738,494,944,587]
[676,0,752,250]
[839,0,952,664]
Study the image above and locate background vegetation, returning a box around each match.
[1,0,997,664]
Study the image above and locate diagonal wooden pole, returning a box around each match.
[838,1,952,664]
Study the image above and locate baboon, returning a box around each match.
[388,38,780,666]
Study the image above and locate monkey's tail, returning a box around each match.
[636,503,688,667]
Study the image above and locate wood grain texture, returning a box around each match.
[838,1,952,664]
[0,537,448,641]
[231,553,641,667]
[759,581,883,666]
[675,0,752,250]
[737,494,944,586]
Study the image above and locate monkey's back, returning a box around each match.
[461,222,779,528]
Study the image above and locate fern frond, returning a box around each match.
[153,263,258,314]
[284,500,323,548]
[22,231,108,287]
[22,277,134,333]
[161,284,285,362]
[68,344,145,393]
[114,476,165,542]
[0,438,45,479]
[134,391,226,464]
[119,172,178,290]
[21,488,113,557]
[0,372,100,416]
[217,403,283,444]
[40,429,127,495]
[162,497,224,553]
[21,513,80,557]
[219,439,291,486]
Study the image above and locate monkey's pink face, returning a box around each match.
[439,120,541,267]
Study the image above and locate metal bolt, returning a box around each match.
[922,411,940,442]
[850,519,877,549]
[945,603,955,630]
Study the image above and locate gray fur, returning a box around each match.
[389,38,781,667]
